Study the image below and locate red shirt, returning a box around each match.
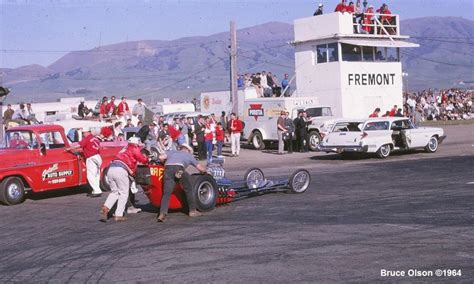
[346,5,355,13]
[215,128,225,141]
[114,144,148,175]
[204,123,213,141]
[79,134,100,158]
[389,108,397,117]
[99,103,108,115]
[168,126,181,141]
[378,8,392,22]
[335,3,347,12]
[117,102,129,115]
[369,113,379,118]
[106,101,116,114]
[10,139,29,149]
[229,119,243,134]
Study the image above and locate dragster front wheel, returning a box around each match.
[244,168,265,189]
[288,169,311,193]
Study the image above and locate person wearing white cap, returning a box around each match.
[313,3,323,16]
[156,143,207,222]
[101,136,148,222]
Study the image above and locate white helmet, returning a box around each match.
[128,136,141,145]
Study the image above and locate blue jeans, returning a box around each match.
[205,140,213,163]
[216,140,223,156]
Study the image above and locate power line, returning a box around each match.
[410,37,474,45]
[401,50,474,67]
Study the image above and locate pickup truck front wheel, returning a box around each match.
[0,177,26,205]
[308,131,322,151]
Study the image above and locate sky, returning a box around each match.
[0,0,473,69]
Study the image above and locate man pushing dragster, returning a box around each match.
[157,144,207,222]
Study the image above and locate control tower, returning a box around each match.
[293,12,418,118]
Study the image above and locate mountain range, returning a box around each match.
[1,16,473,103]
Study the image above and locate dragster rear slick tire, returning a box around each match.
[190,174,218,212]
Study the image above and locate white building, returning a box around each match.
[293,12,418,118]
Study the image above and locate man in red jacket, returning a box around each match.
[101,137,148,222]
[335,0,347,13]
[74,126,114,197]
[228,113,243,157]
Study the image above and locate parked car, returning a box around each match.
[318,117,446,158]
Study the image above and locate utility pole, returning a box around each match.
[229,21,238,115]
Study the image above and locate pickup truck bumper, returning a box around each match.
[318,145,369,153]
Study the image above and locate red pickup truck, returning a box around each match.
[0,124,124,205]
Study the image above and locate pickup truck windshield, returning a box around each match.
[306,107,332,117]
[2,131,38,149]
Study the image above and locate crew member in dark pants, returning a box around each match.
[284,111,294,153]
[296,111,309,152]
[194,116,206,160]
[157,144,207,222]
[294,111,304,152]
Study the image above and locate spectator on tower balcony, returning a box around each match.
[313,3,323,16]
[377,3,394,34]
[346,1,355,13]
[335,0,347,13]
[362,5,374,34]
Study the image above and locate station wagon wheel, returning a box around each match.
[425,136,438,153]
[0,177,26,205]
[376,144,391,159]
[244,168,265,189]
[288,169,311,193]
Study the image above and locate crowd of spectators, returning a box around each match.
[369,89,473,125]
[237,72,292,97]
[404,89,473,123]
[2,102,39,127]
[132,111,243,163]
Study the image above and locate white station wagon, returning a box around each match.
[318,117,446,158]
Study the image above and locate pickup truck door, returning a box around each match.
[32,131,81,191]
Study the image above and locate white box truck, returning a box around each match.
[242,96,333,150]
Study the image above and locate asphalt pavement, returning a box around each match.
[0,124,473,282]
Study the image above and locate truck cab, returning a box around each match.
[0,124,122,205]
